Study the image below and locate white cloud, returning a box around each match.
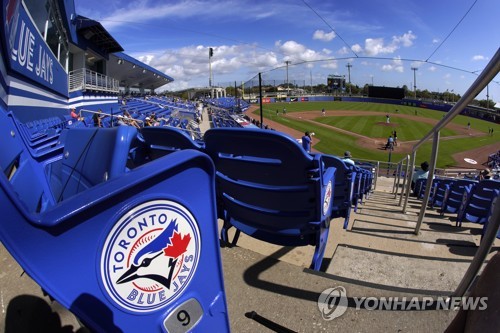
[472,55,487,61]
[313,30,336,42]
[432,38,439,44]
[428,66,437,72]
[352,31,416,56]
[337,46,350,55]
[392,30,416,47]
[351,44,363,53]
[381,57,404,72]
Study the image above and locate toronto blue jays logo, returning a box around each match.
[101,200,201,312]
[323,180,333,216]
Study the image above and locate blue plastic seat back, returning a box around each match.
[55,126,137,201]
[204,128,332,228]
[321,154,355,228]
[140,126,204,160]
[459,180,500,224]
[442,179,477,213]
[204,128,335,270]
[430,178,455,207]
[1,141,230,332]
[0,112,49,213]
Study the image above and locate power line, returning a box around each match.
[425,0,478,62]
[301,0,358,58]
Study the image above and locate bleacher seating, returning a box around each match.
[204,128,336,270]
[0,110,230,332]
[456,179,500,226]
[440,179,477,215]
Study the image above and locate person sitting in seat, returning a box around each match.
[411,161,429,192]
[343,151,355,165]
[478,168,492,181]
[93,109,103,127]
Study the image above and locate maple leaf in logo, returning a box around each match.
[163,231,191,258]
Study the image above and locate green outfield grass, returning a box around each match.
[315,115,456,141]
[253,101,499,168]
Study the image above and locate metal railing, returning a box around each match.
[393,48,499,298]
[400,48,499,234]
[69,68,120,93]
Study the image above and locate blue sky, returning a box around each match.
[74,0,499,102]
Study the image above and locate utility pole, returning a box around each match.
[310,70,313,94]
[209,47,213,87]
[411,67,418,99]
[285,60,291,97]
[346,63,352,96]
[486,84,490,111]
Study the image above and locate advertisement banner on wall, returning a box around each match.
[301,97,309,102]
[3,0,68,95]
[262,98,271,103]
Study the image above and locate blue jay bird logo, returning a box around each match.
[101,200,201,312]
[116,219,191,289]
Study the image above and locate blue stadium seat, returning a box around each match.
[429,178,455,208]
[456,179,500,226]
[140,126,204,160]
[321,155,356,229]
[0,111,230,332]
[204,128,336,270]
[50,127,138,202]
[441,179,477,215]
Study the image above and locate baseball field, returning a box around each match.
[250,101,500,169]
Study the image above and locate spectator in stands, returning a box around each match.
[122,110,140,128]
[343,151,355,165]
[301,131,312,153]
[478,168,492,181]
[70,107,79,120]
[93,109,102,127]
[144,117,154,127]
[411,161,430,191]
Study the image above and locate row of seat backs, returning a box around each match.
[456,179,500,225]
[139,126,370,270]
[421,176,499,239]
[141,126,361,229]
[0,111,230,332]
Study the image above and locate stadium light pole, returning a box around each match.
[411,67,418,99]
[346,63,352,96]
[209,47,213,88]
[285,60,291,97]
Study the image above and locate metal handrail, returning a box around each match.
[452,197,500,297]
